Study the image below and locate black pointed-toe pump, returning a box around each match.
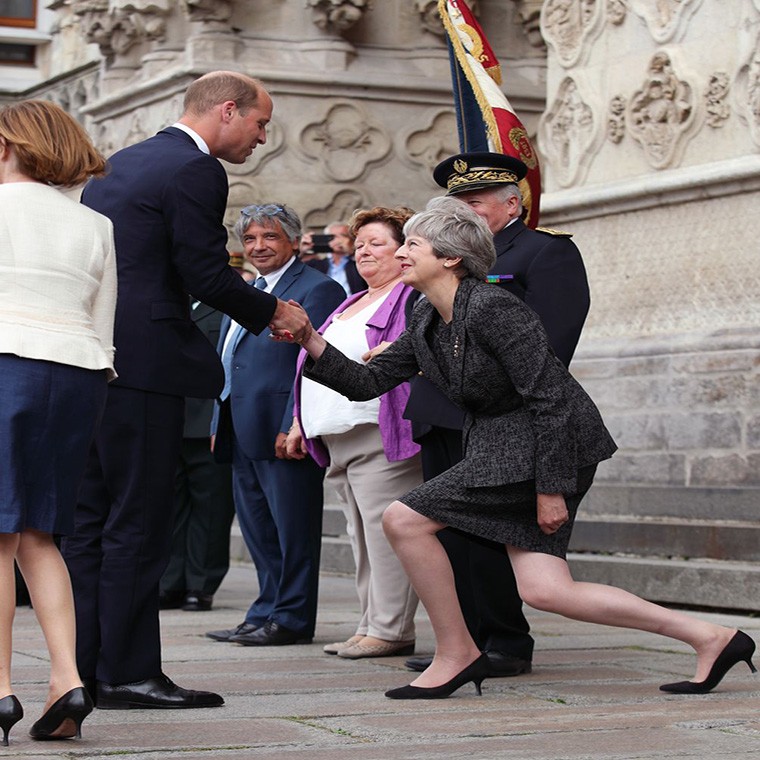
[385,653,490,700]
[29,687,93,741]
[660,630,757,694]
[0,694,23,746]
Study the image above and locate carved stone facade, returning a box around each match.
[539,0,760,596]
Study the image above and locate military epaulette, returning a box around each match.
[534,226,573,238]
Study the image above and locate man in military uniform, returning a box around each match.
[403,151,590,676]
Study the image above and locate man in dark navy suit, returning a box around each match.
[206,204,345,648]
[62,71,310,709]
[403,152,590,676]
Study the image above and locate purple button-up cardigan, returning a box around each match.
[293,282,421,468]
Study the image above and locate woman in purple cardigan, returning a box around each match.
[287,207,423,659]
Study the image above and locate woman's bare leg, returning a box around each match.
[0,533,21,699]
[507,546,734,681]
[16,529,83,710]
[382,501,481,687]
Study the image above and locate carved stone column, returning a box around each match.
[179,0,241,64]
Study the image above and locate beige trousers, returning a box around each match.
[323,423,422,642]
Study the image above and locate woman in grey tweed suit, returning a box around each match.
[276,197,754,700]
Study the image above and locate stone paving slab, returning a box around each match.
[4,565,760,759]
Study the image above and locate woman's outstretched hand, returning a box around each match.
[269,300,312,344]
[269,301,327,359]
[537,493,569,535]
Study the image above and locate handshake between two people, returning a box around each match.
[269,299,326,359]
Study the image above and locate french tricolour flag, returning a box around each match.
[438,0,542,228]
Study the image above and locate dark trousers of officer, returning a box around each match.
[418,425,534,662]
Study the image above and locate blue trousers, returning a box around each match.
[232,441,324,637]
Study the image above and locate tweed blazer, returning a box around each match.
[305,277,616,495]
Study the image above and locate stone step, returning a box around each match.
[582,484,759,521]
[231,485,760,612]
[568,553,760,612]
[569,515,760,561]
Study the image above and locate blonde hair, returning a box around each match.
[183,71,265,117]
[0,100,106,186]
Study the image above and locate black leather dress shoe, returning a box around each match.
[96,674,224,709]
[230,620,312,646]
[182,591,213,611]
[158,590,185,610]
[205,621,258,642]
[484,650,532,677]
[405,651,532,677]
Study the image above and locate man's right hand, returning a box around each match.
[270,299,312,344]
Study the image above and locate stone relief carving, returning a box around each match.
[416,0,444,36]
[628,52,695,168]
[541,0,603,68]
[307,0,368,34]
[705,72,730,128]
[304,189,367,230]
[539,76,598,187]
[510,0,545,49]
[72,0,170,58]
[300,102,391,182]
[43,73,99,122]
[628,0,702,44]
[607,0,626,25]
[735,30,760,148]
[225,122,285,176]
[179,0,233,25]
[607,94,626,143]
[403,110,460,179]
[417,0,480,37]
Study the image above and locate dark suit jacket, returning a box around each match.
[184,301,223,438]
[309,256,367,294]
[81,127,277,399]
[306,278,616,495]
[212,259,345,462]
[403,218,590,436]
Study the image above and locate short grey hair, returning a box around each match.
[403,196,496,280]
[234,203,302,244]
[487,183,523,211]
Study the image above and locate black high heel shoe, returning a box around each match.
[29,686,93,740]
[385,653,490,699]
[660,630,757,694]
[0,695,23,746]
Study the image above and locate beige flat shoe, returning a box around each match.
[337,639,415,659]
[322,635,364,655]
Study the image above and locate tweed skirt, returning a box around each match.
[0,354,107,535]
[401,462,597,558]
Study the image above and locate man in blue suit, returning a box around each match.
[206,204,345,646]
[63,71,310,710]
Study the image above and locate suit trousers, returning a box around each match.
[62,385,185,685]
[418,425,534,661]
[161,437,235,596]
[232,442,324,637]
[322,423,422,642]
